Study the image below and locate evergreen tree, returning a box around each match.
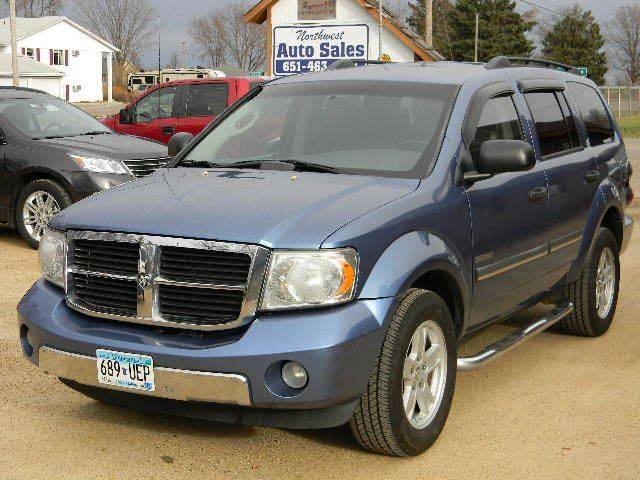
[406,0,455,59]
[541,4,607,85]
[449,0,535,62]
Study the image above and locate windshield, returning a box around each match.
[0,97,111,139]
[176,81,458,178]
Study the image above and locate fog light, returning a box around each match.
[281,361,308,389]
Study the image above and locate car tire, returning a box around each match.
[349,288,457,456]
[16,179,72,249]
[556,227,620,337]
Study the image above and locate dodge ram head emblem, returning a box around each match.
[138,273,152,290]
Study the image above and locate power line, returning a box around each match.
[517,0,585,22]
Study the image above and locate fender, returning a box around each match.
[566,179,624,283]
[9,166,76,227]
[358,230,471,333]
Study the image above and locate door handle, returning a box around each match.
[528,186,547,202]
[163,126,175,135]
[585,170,600,183]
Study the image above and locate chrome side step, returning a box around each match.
[457,300,573,372]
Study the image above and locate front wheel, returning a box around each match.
[350,289,457,456]
[16,179,72,249]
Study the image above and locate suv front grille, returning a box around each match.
[160,246,252,284]
[123,157,170,178]
[65,232,269,331]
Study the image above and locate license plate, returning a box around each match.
[96,349,155,392]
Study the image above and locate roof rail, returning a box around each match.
[485,56,581,75]
[326,59,392,71]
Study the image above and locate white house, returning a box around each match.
[244,0,442,76]
[0,53,63,94]
[0,16,118,102]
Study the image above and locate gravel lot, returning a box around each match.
[1,141,639,479]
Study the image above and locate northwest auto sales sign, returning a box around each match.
[273,24,369,76]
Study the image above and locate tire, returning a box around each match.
[556,227,620,337]
[350,289,457,456]
[15,179,72,249]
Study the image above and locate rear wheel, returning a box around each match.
[349,289,457,456]
[16,179,71,249]
[556,227,620,337]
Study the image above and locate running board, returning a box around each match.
[457,300,573,372]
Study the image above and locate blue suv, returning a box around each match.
[18,57,633,456]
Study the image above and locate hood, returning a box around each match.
[52,168,419,248]
[36,133,167,160]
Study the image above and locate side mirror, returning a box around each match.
[477,139,535,175]
[119,108,134,124]
[168,132,194,157]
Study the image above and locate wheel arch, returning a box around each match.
[9,168,73,228]
[358,230,472,338]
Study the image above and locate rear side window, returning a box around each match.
[470,95,524,162]
[186,83,229,117]
[524,91,574,157]
[567,82,615,147]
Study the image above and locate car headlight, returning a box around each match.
[260,249,358,310]
[39,229,66,288]
[69,154,130,175]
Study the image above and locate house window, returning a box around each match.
[25,48,34,59]
[52,49,64,66]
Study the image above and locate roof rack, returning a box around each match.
[485,56,581,75]
[326,59,392,71]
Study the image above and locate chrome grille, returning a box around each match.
[123,157,170,178]
[65,231,269,331]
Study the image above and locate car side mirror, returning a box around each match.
[462,139,535,184]
[477,140,535,175]
[168,132,194,157]
[119,108,134,124]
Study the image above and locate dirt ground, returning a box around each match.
[1,141,639,479]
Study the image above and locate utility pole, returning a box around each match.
[157,16,161,83]
[9,0,18,87]
[474,12,479,63]
[181,42,187,68]
[425,0,433,48]
[378,0,383,61]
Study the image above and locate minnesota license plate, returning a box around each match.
[96,349,155,392]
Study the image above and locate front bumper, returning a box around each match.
[18,280,393,428]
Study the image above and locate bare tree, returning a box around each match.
[190,1,265,71]
[74,0,157,70]
[608,5,640,85]
[189,13,226,67]
[165,51,180,69]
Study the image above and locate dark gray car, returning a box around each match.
[0,87,168,247]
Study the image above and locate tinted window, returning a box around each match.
[556,93,580,148]
[186,83,229,117]
[135,86,177,122]
[525,92,572,156]
[568,82,615,147]
[470,95,524,162]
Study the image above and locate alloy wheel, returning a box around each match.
[22,191,60,242]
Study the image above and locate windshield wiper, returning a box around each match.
[226,159,340,174]
[82,130,111,135]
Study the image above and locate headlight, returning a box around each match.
[39,229,66,288]
[69,154,130,175]
[260,249,358,310]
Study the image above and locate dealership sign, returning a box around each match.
[273,24,369,76]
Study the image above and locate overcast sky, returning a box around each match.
[65,0,632,68]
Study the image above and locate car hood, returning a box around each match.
[51,168,419,247]
[37,133,167,160]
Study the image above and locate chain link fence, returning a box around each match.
[600,86,640,118]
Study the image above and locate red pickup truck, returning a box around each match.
[102,77,268,143]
